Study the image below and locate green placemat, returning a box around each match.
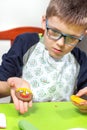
[0,102,87,130]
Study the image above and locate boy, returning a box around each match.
[0,0,87,114]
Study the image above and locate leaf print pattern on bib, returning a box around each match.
[34,68,42,76]
[30,80,39,88]
[22,42,80,102]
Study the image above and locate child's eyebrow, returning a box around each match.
[47,20,84,38]
[50,26,82,38]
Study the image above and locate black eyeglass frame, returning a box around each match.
[46,20,84,46]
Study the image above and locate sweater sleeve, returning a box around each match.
[71,47,87,91]
[0,33,39,81]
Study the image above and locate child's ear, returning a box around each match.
[41,15,46,30]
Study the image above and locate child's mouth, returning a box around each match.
[53,48,62,54]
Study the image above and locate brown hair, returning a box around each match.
[46,0,87,26]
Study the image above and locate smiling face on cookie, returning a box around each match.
[15,88,33,102]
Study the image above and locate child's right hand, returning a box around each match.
[7,77,33,114]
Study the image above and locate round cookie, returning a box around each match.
[71,95,86,104]
[15,88,33,102]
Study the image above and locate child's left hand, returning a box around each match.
[72,100,87,113]
[7,77,32,114]
[71,87,87,113]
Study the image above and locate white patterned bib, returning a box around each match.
[22,42,80,102]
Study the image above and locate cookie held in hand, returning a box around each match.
[71,95,87,113]
[71,95,86,104]
[15,88,33,102]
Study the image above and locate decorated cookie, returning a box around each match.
[71,95,87,113]
[71,95,86,104]
[15,88,33,102]
[18,120,38,130]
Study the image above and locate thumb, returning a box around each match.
[7,77,16,87]
[76,87,87,97]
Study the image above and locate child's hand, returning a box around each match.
[75,87,87,113]
[76,87,87,97]
[71,87,87,113]
[7,77,32,114]
[73,101,87,113]
[71,96,87,113]
[74,101,87,113]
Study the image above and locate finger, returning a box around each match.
[76,87,87,96]
[28,100,32,108]
[80,109,87,113]
[11,89,20,111]
[11,89,29,114]
[18,101,32,114]
[18,100,26,114]
[8,80,15,87]
[23,102,29,112]
[72,101,80,107]
[7,78,17,88]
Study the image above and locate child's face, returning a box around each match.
[42,16,86,59]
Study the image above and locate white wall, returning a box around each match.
[0,0,50,30]
[0,0,50,64]
[0,0,50,103]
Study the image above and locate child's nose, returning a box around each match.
[56,37,65,47]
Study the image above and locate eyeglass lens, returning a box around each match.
[47,28,79,45]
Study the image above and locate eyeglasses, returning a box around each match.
[46,20,84,46]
